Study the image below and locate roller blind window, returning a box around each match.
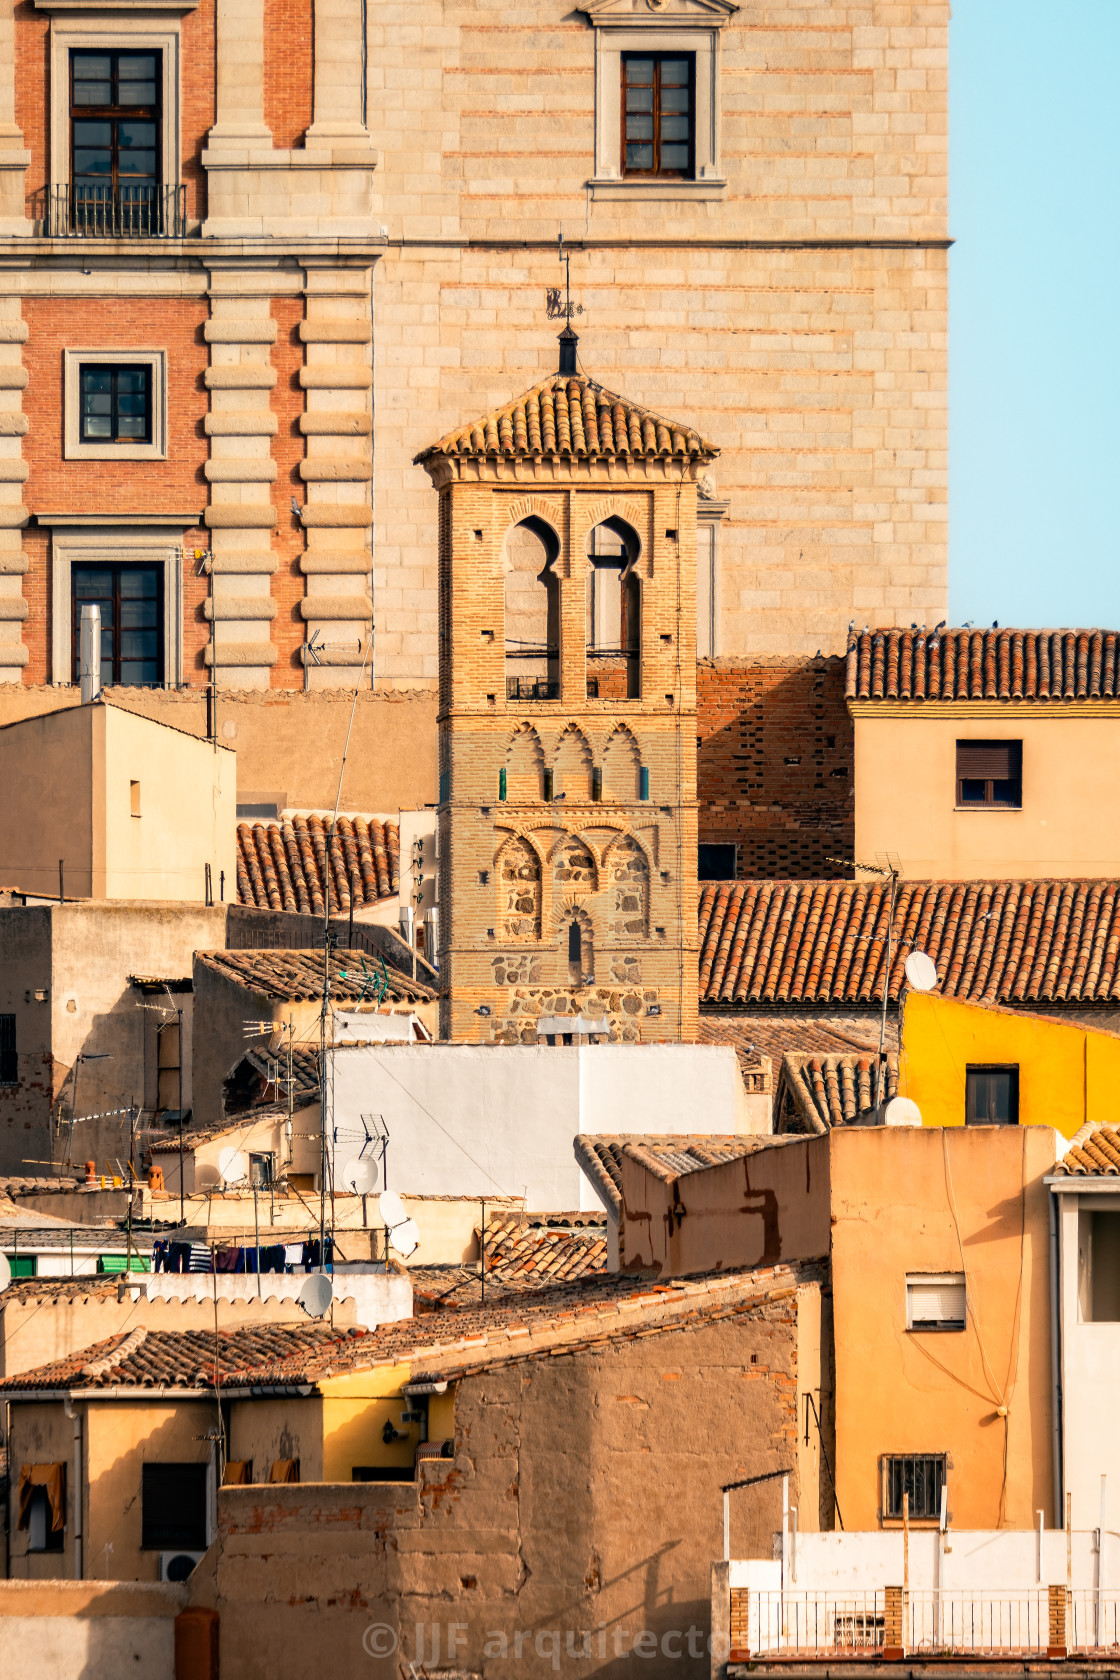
[907,1273,966,1331]
[956,739,1022,808]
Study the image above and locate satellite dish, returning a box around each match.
[342,1155,378,1195]
[884,1096,923,1129]
[217,1147,246,1185]
[298,1273,334,1319]
[390,1218,420,1259]
[0,1253,10,1293]
[904,950,938,993]
[377,1190,406,1229]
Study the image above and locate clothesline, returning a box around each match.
[151,1237,335,1275]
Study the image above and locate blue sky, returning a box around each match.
[950,1,1120,627]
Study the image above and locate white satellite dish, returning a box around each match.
[0,1253,10,1293]
[390,1218,420,1259]
[342,1155,378,1195]
[217,1146,246,1185]
[377,1190,406,1229]
[298,1273,334,1319]
[904,950,938,993]
[884,1096,923,1129]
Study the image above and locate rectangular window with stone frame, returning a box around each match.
[621,55,694,179]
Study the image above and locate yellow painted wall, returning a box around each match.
[84,1401,213,1581]
[228,1397,324,1483]
[318,1364,417,1482]
[829,1125,1057,1530]
[899,991,1120,1138]
[852,707,1120,879]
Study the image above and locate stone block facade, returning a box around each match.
[0,0,948,721]
[698,656,855,877]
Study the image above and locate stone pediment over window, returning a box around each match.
[579,0,738,24]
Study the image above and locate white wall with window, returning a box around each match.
[1053,1179,1120,1533]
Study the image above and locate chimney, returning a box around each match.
[558,326,578,376]
[79,603,102,704]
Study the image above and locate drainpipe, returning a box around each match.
[63,1397,82,1579]
[1049,1188,1063,1526]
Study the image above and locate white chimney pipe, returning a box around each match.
[79,604,102,704]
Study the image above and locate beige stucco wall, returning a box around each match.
[83,1401,213,1582]
[829,1125,1057,1530]
[619,1135,832,1277]
[0,1581,184,1680]
[0,706,94,895]
[852,707,1120,877]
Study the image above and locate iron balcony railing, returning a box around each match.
[506,676,559,700]
[46,183,187,238]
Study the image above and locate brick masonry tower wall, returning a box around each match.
[698,656,854,879]
[425,454,702,1047]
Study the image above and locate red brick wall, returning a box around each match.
[698,657,854,878]
[264,0,313,149]
[182,0,217,224]
[270,296,306,688]
[21,298,210,684]
[14,2,48,213]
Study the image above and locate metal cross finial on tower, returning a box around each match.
[557,226,578,374]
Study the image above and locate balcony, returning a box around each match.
[506,677,559,701]
[42,184,187,239]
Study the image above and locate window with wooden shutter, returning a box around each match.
[956,739,1022,808]
[965,1064,1019,1125]
[906,1272,966,1330]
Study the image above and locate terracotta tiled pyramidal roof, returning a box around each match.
[1054,1124,1120,1176]
[415,373,718,464]
[196,948,435,1004]
[237,814,399,915]
[776,1050,899,1133]
[846,626,1120,703]
[698,879,1120,1008]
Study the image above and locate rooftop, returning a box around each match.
[775,1049,899,1133]
[1,1262,819,1394]
[237,813,399,916]
[415,371,718,465]
[412,1213,608,1310]
[574,1134,783,1213]
[698,878,1120,1009]
[845,626,1120,703]
[1054,1123,1120,1177]
[196,948,435,1005]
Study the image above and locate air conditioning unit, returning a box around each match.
[159,1550,204,1582]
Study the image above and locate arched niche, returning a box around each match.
[605,835,649,937]
[586,516,640,700]
[504,516,560,702]
[498,834,542,939]
[552,833,597,907]
[559,904,595,988]
[553,724,594,801]
[602,725,642,801]
[505,723,545,801]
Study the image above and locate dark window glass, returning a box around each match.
[140,1463,208,1550]
[965,1064,1019,1125]
[568,922,582,965]
[883,1454,945,1521]
[71,50,160,219]
[26,1486,65,1552]
[621,54,694,178]
[79,364,151,445]
[956,740,1022,808]
[352,1466,415,1483]
[0,1014,15,1085]
[249,1153,274,1189]
[72,563,162,687]
[698,843,737,881]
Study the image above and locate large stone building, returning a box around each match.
[0,0,948,818]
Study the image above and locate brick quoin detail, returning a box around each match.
[264,0,313,149]
[698,657,854,879]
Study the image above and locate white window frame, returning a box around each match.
[582,0,738,200]
[49,524,184,687]
[64,348,167,462]
[905,1272,967,1332]
[47,14,185,199]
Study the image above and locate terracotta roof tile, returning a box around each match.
[237,814,399,914]
[1054,1124,1120,1176]
[698,879,1120,1008]
[412,1215,608,1310]
[1,1263,821,1393]
[415,373,717,465]
[196,948,435,1005]
[775,1050,898,1133]
[845,627,1120,704]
